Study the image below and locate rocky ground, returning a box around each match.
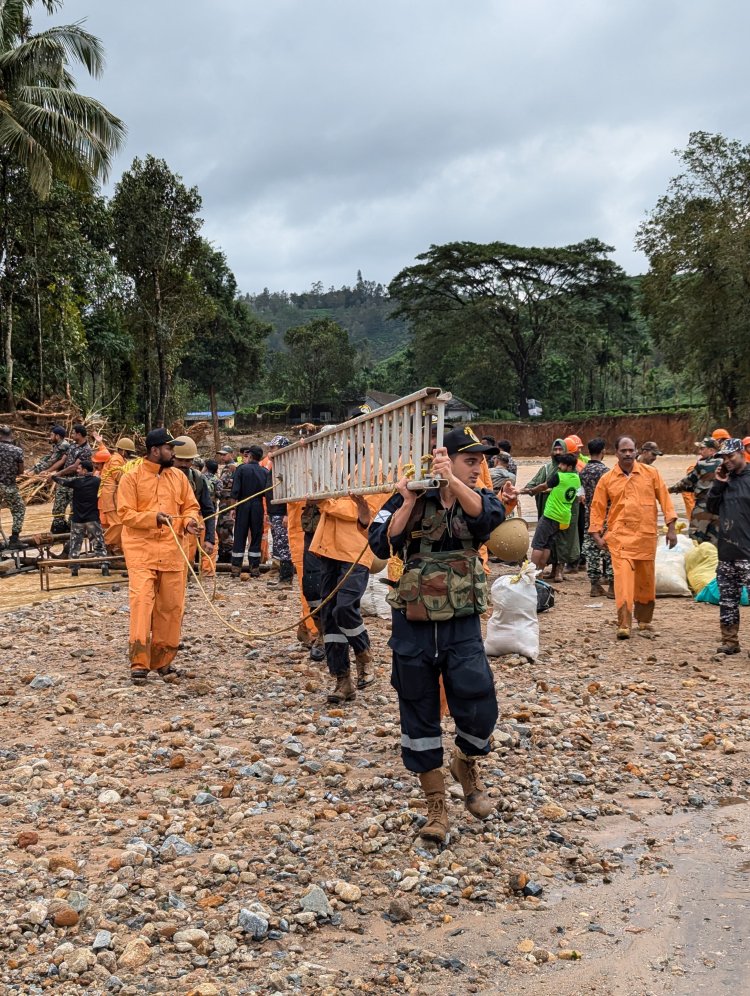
[0,458,748,996]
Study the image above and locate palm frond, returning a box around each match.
[0,110,52,196]
[18,86,125,151]
[0,23,106,79]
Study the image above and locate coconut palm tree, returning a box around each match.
[0,0,126,407]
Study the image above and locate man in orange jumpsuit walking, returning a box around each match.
[589,435,677,640]
[98,437,136,553]
[116,429,200,684]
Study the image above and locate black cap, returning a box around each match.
[145,428,180,449]
[443,426,499,456]
[51,425,67,438]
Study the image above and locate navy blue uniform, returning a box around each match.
[368,487,504,773]
[231,462,271,570]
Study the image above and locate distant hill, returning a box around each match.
[242,271,409,362]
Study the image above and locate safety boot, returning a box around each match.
[355,649,375,689]
[717,623,741,654]
[449,748,494,819]
[327,671,356,703]
[607,581,616,599]
[418,769,450,843]
[589,581,606,597]
[249,565,261,579]
[231,565,241,578]
[551,565,564,583]
[8,532,21,549]
[616,627,630,640]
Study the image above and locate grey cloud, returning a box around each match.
[57,0,750,290]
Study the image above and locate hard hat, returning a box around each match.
[486,518,530,562]
[92,447,111,464]
[569,434,583,447]
[172,435,199,459]
[711,428,730,440]
[116,437,136,454]
[743,436,750,447]
[370,555,389,575]
[563,436,579,453]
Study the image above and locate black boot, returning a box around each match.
[8,532,22,549]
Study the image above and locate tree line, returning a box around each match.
[0,3,746,424]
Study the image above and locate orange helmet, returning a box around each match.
[743,436,750,447]
[712,428,730,440]
[92,447,111,464]
[563,436,580,453]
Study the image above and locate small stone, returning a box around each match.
[169,753,186,768]
[17,830,39,849]
[194,791,218,805]
[212,932,238,956]
[522,881,544,898]
[26,901,48,925]
[238,909,269,940]
[388,898,412,922]
[539,802,568,821]
[159,834,195,858]
[118,937,151,970]
[210,852,231,873]
[66,948,96,975]
[517,939,535,953]
[30,675,54,689]
[173,928,210,953]
[299,885,333,917]
[53,903,79,927]
[558,949,583,960]
[93,930,113,951]
[508,871,529,892]
[98,789,121,806]
[335,881,361,903]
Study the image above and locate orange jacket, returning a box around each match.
[117,459,200,570]
[310,494,387,568]
[98,451,126,515]
[589,461,676,560]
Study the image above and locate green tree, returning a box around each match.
[110,155,208,426]
[390,239,630,416]
[0,0,125,408]
[268,317,357,413]
[636,131,750,417]
[180,242,271,448]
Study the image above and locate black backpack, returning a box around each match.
[535,579,555,613]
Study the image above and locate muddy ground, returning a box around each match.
[0,457,748,995]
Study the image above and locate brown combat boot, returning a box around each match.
[355,649,375,689]
[418,769,449,843]
[717,623,741,654]
[327,671,356,703]
[607,581,616,599]
[231,565,241,578]
[590,581,606,597]
[449,748,494,819]
[551,564,564,583]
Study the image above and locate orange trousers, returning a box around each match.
[611,555,655,630]
[128,566,186,670]
[101,510,123,553]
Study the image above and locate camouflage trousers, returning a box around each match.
[69,520,107,558]
[0,483,26,535]
[581,532,613,583]
[716,559,750,631]
[51,483,72,530]
[270,515,293,581]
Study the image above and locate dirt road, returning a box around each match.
[0,456,748,994]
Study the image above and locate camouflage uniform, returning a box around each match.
[32,438,70,474]
[668,456,722,545]
[580,459,613,584]
[0,440,26,536]
[51,440,92,531]
[216,461,237,562]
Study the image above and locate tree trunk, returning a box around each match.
[1,290,15,413]
[209,382,221,453]
[153,273,169,427]
[32,216,43,401]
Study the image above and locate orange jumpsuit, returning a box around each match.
[98,452,126,552]
[589,462,676,631]
[117,460,200,672]
[681,462,697,518]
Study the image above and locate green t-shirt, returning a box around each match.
[543,470,580,527]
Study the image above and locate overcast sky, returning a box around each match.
[58,0,749,294]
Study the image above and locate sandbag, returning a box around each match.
[696,577,750,606]
[655,534,693,598]
[485,562,539,660]
[685,542,718,594]
[360,568,391,619]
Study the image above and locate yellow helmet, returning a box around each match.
[172,435,199,459]
[116,437,136,454]
[486,518,530,562]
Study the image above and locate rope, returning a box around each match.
[165,518,373,639]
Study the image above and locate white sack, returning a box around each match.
[485,562,539,660]
[360,569,391,619]
[655,533,693,597]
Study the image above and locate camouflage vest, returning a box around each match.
[386,496,488,622]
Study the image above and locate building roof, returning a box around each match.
[186,411,235,419]
[365,390,401,406]
[446,396,477,411]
